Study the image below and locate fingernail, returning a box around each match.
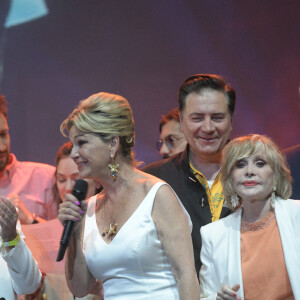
[233,293,237,297]
[75,201,80,206]
[79,210,83,215]
[75,217,80,221]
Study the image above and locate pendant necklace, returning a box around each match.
[102,174,133,239]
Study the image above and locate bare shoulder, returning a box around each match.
[135,169,167,195]
[153,184,180,211]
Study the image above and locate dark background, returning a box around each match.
[1,0,299,166]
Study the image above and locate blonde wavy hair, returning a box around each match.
[221,134,292,211]
[60,92,135,163]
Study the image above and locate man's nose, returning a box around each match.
[160,142,170,157]
[202,118,214,132]
[0,138,7,151]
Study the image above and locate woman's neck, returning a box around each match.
[100,163,134,203]
[242,198,273,223]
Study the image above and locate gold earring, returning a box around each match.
[108,154,119,181]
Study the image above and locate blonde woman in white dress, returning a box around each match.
[58,92,199,300]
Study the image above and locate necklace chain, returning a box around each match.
[102,174,133,239]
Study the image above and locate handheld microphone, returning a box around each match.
[56,179,88,262]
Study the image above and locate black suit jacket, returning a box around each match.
[284,144,300,199]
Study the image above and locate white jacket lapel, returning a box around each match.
[227,209,245,299]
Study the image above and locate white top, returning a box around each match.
[83,182,191,300]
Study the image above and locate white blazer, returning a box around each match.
[0,237,42,299]
[199,198,300,300]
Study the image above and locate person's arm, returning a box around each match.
[0,197,42,294]
[2,237,42,294]
[152,184,199,300]
[58,193,96,297]
[8,194,47,224]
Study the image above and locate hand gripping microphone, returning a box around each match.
[56,179,88,262]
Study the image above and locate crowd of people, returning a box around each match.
[0,74,299,300]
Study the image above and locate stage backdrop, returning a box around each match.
[1,0,299,166]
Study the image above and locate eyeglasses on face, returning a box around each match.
[156,135,183,151]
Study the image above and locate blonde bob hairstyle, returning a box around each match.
[60,92,135,163]
[221,134,292,211]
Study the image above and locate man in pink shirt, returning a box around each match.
[0,95,57,224]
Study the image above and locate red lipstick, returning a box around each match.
[242,181,258,186]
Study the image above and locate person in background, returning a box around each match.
[58,92,199,299]
[0,197,42,299]
[35,142,104,300]
[200,134,299,300]
[53,142,101,207]
[284,144,300,199]
[144,74,234,276]
[0,95,56,224]
[156,107,187,159]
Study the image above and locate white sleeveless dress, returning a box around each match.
[83,182,191,300]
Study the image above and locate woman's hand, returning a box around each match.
[58,193,87,231]
[0,197,18,242]
[216,284,240,300]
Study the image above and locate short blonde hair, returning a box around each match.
[60,92,135,162]
[221,134,292,210]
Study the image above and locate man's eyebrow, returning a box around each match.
[212,113,225,116]
[190,113,204,116]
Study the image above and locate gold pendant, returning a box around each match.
[106,223,118,238]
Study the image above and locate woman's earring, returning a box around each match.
[270,186,276,209]
[231,193,240,208]
[108,154,119,181]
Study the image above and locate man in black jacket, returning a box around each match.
[284,144,300,199]
[144,74,235,276]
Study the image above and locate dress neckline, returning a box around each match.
[241,210,275,233]
[95,181,164,245]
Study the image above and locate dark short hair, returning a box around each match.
[159,107,180,133]
[178,74,236,117]
[0,95,8,120]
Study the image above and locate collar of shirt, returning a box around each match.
[189,161,224,222]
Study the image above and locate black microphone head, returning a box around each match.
[72,179,88,201]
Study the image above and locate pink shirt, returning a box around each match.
[0,154,57,220]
